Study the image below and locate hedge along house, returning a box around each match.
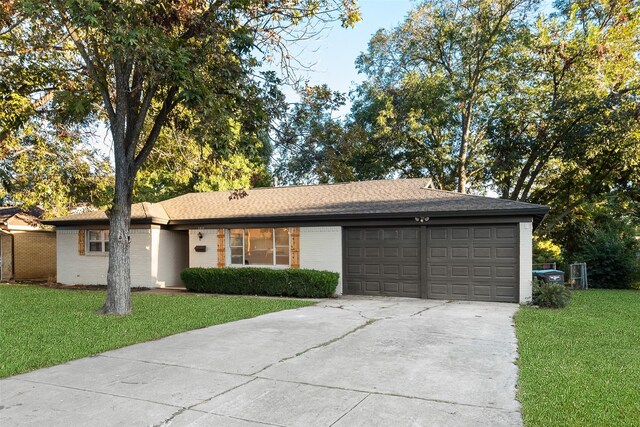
[43,178,549,303]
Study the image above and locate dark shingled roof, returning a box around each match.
[43,178,549,227]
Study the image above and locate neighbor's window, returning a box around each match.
[229,228,290,266]
[87,230,109,253]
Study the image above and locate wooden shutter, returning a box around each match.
[290,227,300,269]
[217,229,226,268]
[78,230,85,256]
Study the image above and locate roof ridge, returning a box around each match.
[162,178,435,200]
[421,187,547,208]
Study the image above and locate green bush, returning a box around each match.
[573,226,640,289]
[532,278,571,309]
[180,267,339,298]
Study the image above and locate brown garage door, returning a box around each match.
[343,227,421,297]
[426,225,519,302]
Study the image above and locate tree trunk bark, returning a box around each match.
[457,105,472,193]
[100,148,134,315]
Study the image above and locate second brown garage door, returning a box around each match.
[343,227,421,297]
[426,225,519,302]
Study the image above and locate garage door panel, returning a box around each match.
[451,284,470,298]
[383,247,399,257]
[496,247,516,259]
[365,281,381,293]
[451,228,469,239]
[473,228,492,239]
[472,284,491,297]
[473,247,492,258]
[430,265,447,277]
[451,266,470,277]
[451,247,470,258]
[496,227,516,239]
[495,266,517,278]
[347,263,362,274]
[473,266,491,278]
[402,265,420,277]
[347,247,361,257]
[430,247,447,258]
[430,229,447,239]
[403,228,419,240]
[344,227,420,298]
[364,264,380,275]
[427,225,518,302]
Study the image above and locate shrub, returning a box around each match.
[180,267,339,298]
[573,227,640,289]
[532,278,571,309]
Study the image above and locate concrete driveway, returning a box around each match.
[0,298,521,426]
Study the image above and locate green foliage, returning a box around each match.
[0,129,113,216]
[515,290,640,426]
[532,278,572,308]
[5,0,360,313]
[181,267,339,298]
[572,218,640,289]
[0,284,314,378]
[533,237,564,266]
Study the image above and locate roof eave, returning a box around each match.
[166,207,550,227]
[42,217,170,227]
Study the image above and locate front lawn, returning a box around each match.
[515,290,640,426]
[0,284,314,378]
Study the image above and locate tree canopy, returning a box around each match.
[273,0,640,261]
[2,0,360,314]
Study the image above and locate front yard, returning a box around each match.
[516,290,640,426]
[0,284,314,378]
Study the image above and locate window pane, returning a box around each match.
[230,229,243,247]
[244,228,273,265]
[276,246,289,265]
[103,230,109,240]
[104,242,109,252]
[231,255,244,265]
[88,231,101,241]
[275,228,289,246]
[89,242,102,252]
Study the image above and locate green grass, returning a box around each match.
[0,284,314,378]
[515,290,640,427]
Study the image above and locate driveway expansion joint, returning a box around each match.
[329,393,371,426]
[253,375,518,413]
[11,377,182,410]
[154,377,258,426]
[250,318,380,376]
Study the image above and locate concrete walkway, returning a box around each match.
[0,298,522,426]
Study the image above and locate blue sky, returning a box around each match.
[276,0,416,115]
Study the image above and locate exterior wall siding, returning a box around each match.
[56,229,154,287]
[519,221,533,304]
[299,226,343,294]
[188,229,218,268]
[155,229,188,287]
[13,231,57,280]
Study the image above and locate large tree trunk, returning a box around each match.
[101,146,134,315]
[457,105,472,193]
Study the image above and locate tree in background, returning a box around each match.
[6,0,360,315]
[569,204,640,289]
[274,0,639,267]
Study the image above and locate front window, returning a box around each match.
[229,228,290,266]
[87,230,109,253]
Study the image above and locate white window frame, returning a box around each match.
[227,228,291,268]
[86,230,109,255]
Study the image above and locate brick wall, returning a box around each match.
[13,231,57,280]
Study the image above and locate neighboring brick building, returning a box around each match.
[0,207,56,281]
